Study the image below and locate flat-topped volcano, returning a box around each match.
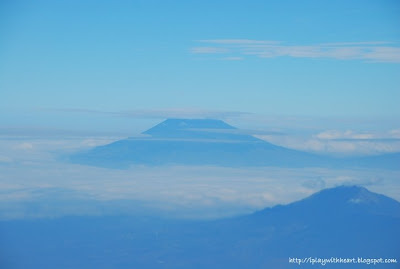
[69,118,325,168]
[69,119,400,169]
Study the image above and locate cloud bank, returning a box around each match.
[1,136,400,219]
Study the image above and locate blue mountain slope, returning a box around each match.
[69,119,331,168]
[1,186,399,269]
[68,118,400,169]
[143,118,237,139]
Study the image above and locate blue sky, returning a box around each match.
[1,0,399,132]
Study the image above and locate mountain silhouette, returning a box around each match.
[69,118,329,168]
[1,186,399,268]
[68,118,399,169]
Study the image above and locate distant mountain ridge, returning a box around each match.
[69,118,400,169]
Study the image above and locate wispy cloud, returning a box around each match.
[191,39,400,63]
[315,129,400,140]
[315,130,376,140]
[120,108,250,120]
[222,56,244,61]
[199,39,280,45]
[41,107,250,121]
[191,47,229,54]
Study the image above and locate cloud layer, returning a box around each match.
[1,136,400,219]
[192,40,400,63]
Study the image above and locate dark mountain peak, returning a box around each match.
[297,185,398,206]
[306,185,369,202]
[286,185,400,218]
[143,118,236,136]
[255,185,400,219]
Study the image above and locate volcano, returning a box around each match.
[69,118,328,168]
[69,118,400,169]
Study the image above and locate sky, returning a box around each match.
[1,0,400,131]
[0,0,400,219]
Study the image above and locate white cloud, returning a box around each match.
[15,142,34,150]
[80,138,116,147]
[0,156,13,163]
[389,129,400,138]
[315,130,375,140]
[192,39,400,63]
[314,129,400,141]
